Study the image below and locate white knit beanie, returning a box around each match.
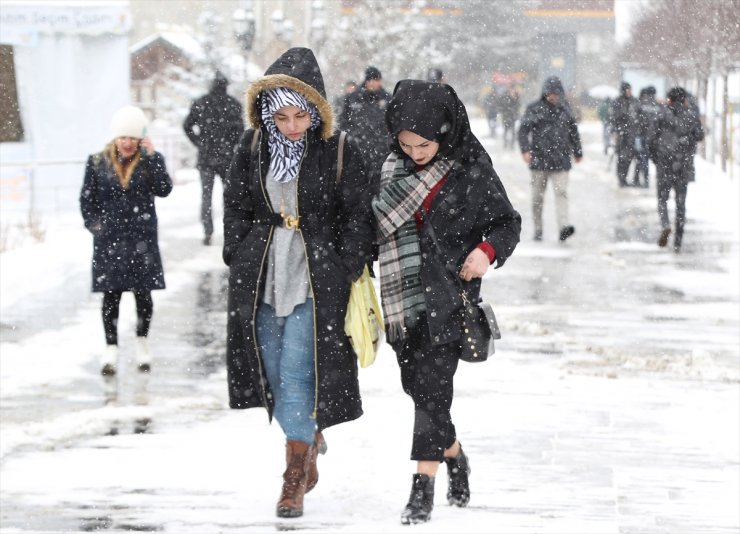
[110,106,149,139]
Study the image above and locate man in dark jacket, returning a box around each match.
[184,71,244,245]
[649,86,704,252]
[609,81,640,187]
[518,75,582,242]
[337,66,391,189]
[498,86,520,150]
[634,86,659,187]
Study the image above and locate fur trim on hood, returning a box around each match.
[245,48,334,139]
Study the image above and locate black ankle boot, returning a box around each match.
[445,447,471,507]
[400,474,435,524]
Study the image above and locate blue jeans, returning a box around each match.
[256,299,316,444]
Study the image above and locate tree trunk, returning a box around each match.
[720,73,728,173]
[699,77,708,159]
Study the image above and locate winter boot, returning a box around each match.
[400,474,435,525]
[305,431,327,494]
[444,446,471,507]
[135,336,151,373]
[657,227,671,247]
[276,440,311,518]
[559,225,575,241]
[101,345,118,376]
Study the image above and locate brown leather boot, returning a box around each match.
[305,431,327,493]
[277,440,311,518]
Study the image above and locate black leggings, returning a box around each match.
[391,315,460,461]
[102,290,153,345]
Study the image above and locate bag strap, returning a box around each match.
[336,130,347,185]
[250,129,261,156]
[419,211,469,297]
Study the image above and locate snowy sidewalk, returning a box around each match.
[1,121,738,533]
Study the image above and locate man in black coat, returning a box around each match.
[184,71,244,245]
[634,86,660,187]
[609,81,641,187]
[649,87,704,252]
[337,66,391,190]
[518,75,582,242]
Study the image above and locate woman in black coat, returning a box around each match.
[222,47,373,518]
[373,80,521,524]
[80,105,172,377]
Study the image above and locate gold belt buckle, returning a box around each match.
[282,214,299,230]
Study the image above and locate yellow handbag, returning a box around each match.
[345,265,384,367]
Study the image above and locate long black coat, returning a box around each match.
[223,48,374,431]
[518,98,582,171]
[416,160,521,344]
[80,151,172,292]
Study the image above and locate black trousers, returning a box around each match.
[102,290,153,345]
[616,137,636,186]
[391,315,460,461]
[199,164,228,237]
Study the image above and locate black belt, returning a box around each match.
[255,213,300,230]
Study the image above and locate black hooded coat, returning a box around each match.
[222,48,374,430]
[380,80,521,346]
[518,76,582,171]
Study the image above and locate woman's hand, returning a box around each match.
[139,137,154,156]
[459,248,489,281]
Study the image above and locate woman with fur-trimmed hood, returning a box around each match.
[222,47,373,518]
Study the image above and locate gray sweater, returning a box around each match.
[262,171,311,317]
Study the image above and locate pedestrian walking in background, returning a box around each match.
[597,97,612,155]
[222,48,374,519]
[79,105,173,377]
[482,87,498,138]
[609,81,641,187]
[498,86,520,150]
[373,79,521,525]
[649,86,704,253]
[183,71,244,245]
[337,65,392,188]
[634,86,660,188]
[518,75,582,242]
[337,65,391,275]
[332,79,357,116]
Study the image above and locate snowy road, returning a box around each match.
[1,121,738,533]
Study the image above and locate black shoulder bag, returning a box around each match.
[422,215,501,362]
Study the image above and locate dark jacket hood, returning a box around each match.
[385,79,490,164]
[541,76,565,98]
[245,47,334,139]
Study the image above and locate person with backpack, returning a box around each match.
[222,47,374,519]
[649,87,704,252]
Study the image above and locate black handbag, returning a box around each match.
[421,214,501,363]
[459,291,500,362]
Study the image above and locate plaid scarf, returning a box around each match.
[372,154,454,342]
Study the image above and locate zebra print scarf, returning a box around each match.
[260,87,320,184]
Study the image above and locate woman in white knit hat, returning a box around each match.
[79,105,172,376]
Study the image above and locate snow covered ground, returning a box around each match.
[1,121,738,533]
